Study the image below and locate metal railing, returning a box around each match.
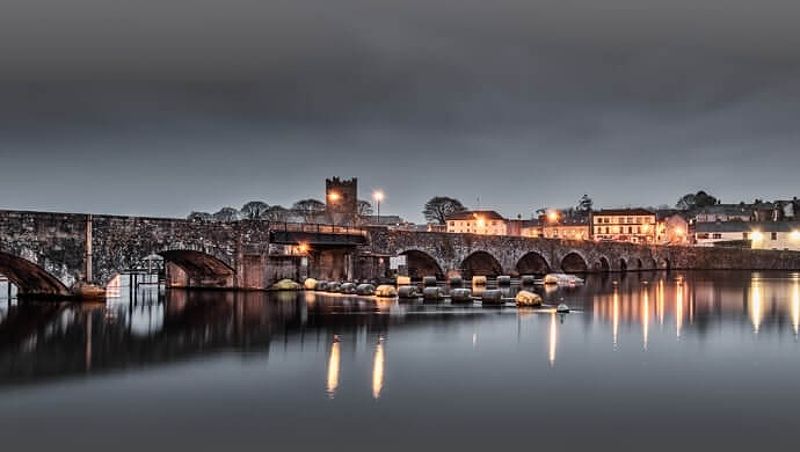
[269,222,368,236]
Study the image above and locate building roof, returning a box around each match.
[446,210,506,221]
[696,204,754,216]
[592,208,655,216]
[695,221,800,233]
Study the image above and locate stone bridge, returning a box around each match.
[3,209,800,299]
[367,229,800,279]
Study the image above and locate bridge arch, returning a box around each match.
[560,251,589,273]
[0,251,70,297]
[400,249,445,280]
[516,251,551,276]
[99,249,236,289]
[619,258,628,272]
[461,251,503,279]
[595,256,611,272]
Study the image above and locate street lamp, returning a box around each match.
[373,190,384,222]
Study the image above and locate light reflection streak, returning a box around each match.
[372,337,385,399]
[549,312,557,367]
[642,287,650,351]
[326,336,341,399]
[657,279,665,327]
[676,281,683,339]
[750,277,763,334]
[612,288,619,348]
[792,278,800,337]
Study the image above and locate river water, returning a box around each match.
[1,271,799,450]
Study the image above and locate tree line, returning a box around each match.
[189,199,374,223]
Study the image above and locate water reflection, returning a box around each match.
[326,336,341,399]
[372,336,385,399]
[3,271,800,387]
[548,312,557,367]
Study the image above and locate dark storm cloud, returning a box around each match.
[0,1,799,220]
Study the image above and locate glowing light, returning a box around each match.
[297,242,310,254]
[675,228,684,237]
[792,230,800,241]
[373,190,384,202]
[751,230,764,242]
[326,337,341,399]
[372,337,385,399]
[328,191,341,203]
[547,210,559,223]
[549,312,558,367]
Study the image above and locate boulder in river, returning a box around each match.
[515,290,543,307]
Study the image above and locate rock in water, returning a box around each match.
[481,289,503,304]
[272,279,302,291]
[449,276,463,288]
[450,288,473,303]
[340,283,357,294]
[356,283,376,295]
[375,285,398,298]
[496,275,512,286]
[423,287,444,301]
[515,290,543,307]
[304,278,319,290]
[423,276,438,287]
[397,285,420,299]
[557,303,570,313]
[472,276,488,286]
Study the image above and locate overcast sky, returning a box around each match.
[0,0,798,222]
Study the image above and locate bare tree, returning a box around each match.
[240,201,270,220]
[291,199,326,223]
[213,207,241,222]
[423,196,466,224]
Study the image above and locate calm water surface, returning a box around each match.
[2,271,800,450]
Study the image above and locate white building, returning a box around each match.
[446,210,507,236]
[695,221,800,251]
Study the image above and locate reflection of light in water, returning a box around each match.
[105,275,122,298]
[642,288,650,351]
[612,288,619,348]
[548,312,557,367]
[326,338,341,399]
[676,281,683,339]
[792,278,800,337]
[372,337,385,399]
[657,279,665,327]
[750,277,763,334]
[472,332,477,348]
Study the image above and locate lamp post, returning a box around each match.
[373,190,384,224]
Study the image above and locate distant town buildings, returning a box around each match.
[591,209,657,244]
[446,210,507,235]
[656,210,690,245]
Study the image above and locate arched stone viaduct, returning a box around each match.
[4,209,800,299]
[367,229,672,279]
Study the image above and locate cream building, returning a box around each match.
[446,210,507,236]
[592,209,657,244]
